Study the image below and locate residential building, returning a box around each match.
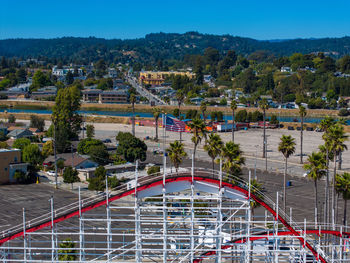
[43,153,98,170]
[281,66,292,73]
[108,68,118,78]
[0,83,31,99]
[77,163,134,181]
[0,148,28,184]
[82,89,102,103]
[7,129,34,140]
[31,86,57,100]
[99,90,128,104]
[82,89,128,104]
[52,66,83,81]
[139,71,195,85]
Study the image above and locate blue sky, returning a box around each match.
[1,0,350,40]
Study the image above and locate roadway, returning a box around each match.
[126,74,166,105]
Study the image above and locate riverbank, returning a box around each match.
[0,100,341,117]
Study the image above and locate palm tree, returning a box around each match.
[323,123,348,221]
[153,107,161,141]
[337,118,346,170]
[278,135,296,211]
[249,179,264,219]
[299,106,307,164]
[231,99,237,142]
[188,118,206,167]
[167,140,187,175]
[130,93,136,136]
[259,98,269,158]
[319,116,336,223]
[200,101,207,124]
[176,89,185,141]
[335,172,350,226]
[204,133,223,174]
[303,152,326,222]
[220,141,245,177]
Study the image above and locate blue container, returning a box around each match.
[286,181,292,187]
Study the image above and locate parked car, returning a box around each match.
[102,138,112,143]
[46,171,56,176]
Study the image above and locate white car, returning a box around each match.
[46,171,56,177]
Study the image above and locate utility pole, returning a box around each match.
[82,114,85,139]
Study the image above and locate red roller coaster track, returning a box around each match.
[0,174,336,262]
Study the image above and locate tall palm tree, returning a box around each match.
[188,118,206,167]
[337,118,346,170]
[231,99,237,142]
[204,133,223,174]
[130,93,136,136]
[319,116,336,223]
[299,106,307,164]
[220,141,245,177]
[167,140,187,175]
[249,179,264,219]
[259,98,269,158]
[335,172,350,226]
[153,107,161,141]
[176,89,185,141]
[303,152,326,222]
[323,123,348,221]
[278,135,296,211]
[200,101,207,124]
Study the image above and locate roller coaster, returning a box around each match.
[0,162,349,262]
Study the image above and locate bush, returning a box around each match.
[185,109,199,119]
[219,98,227,106]
[111,154,126,165]
[30,115,45,132]
[88,166,106,191]
[14,170,35,184]
[86,124,95,138]
[235,109,248,122]
[147,166,160,175]
[284,94,296,102]
[58,238,77,261]
[210,111,224,122]
[63,166,80,189]
[251,110,263,122]
[8,114,16,124]
[338,108,350,116]
[270,114,280,125]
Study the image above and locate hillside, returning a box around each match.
[1,32,350,64]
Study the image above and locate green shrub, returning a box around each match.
[147,166,160,175]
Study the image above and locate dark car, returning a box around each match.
[102,138,112,143]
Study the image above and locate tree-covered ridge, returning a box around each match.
[1,32,350,65]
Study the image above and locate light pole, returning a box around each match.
[53,121,58,189]
[254,145,259,179]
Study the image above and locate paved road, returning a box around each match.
[127,75,166,105]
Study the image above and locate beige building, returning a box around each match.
[82,89,128,104]
[139,71,195,85]
[0,149,28,184]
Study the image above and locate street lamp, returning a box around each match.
[254,145,259,180]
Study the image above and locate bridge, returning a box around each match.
[0,163,349,262]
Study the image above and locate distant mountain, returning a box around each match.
[1,32,350,64]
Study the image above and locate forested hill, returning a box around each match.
[1,32,350,63]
